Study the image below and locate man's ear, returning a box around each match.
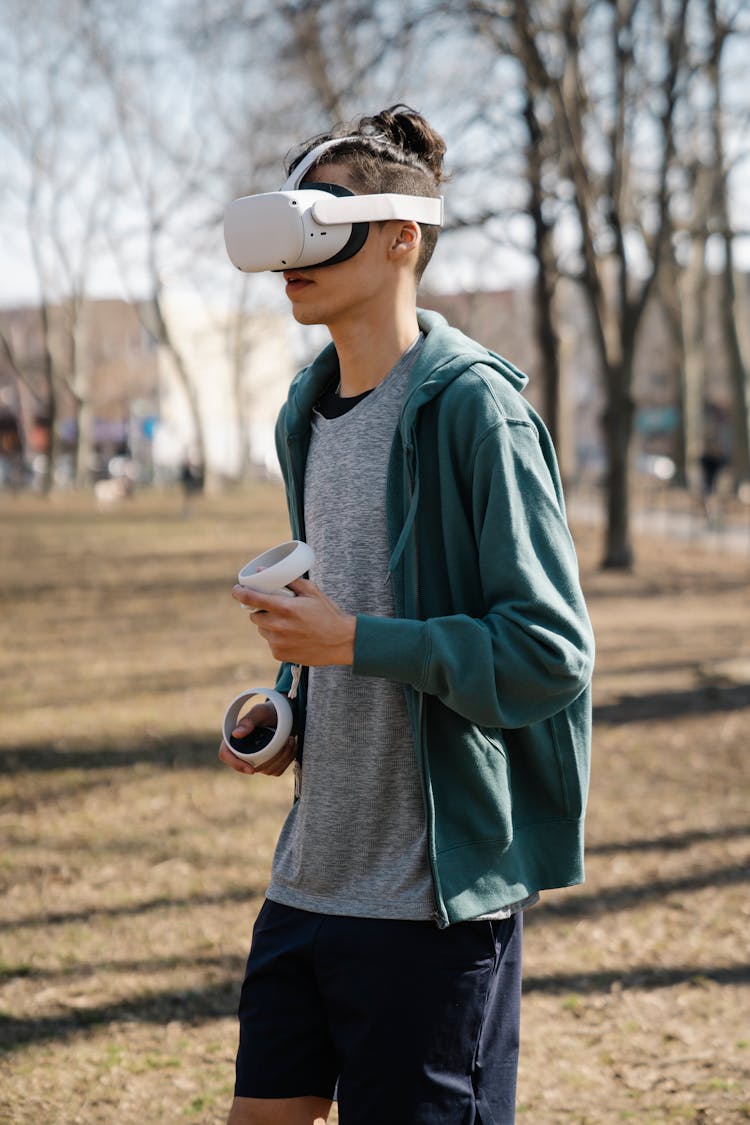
[388,220,421,261]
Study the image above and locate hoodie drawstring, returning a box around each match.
[388,438,420,580]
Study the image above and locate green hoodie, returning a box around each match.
[275,309,595,926]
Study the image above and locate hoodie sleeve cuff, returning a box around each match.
[274,663,294,694]
[352,614,430,688]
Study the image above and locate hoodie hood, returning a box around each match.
[406,308,528,417]
[279,307,532,580]
[398,310,529,579]
[283,308,529,439]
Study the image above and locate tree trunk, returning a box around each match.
[75,395,95,487]
[678,232,708,485]
[37,301,57,495]
[227,279,253,483]
[601,368,634,568]
[720,237,750,485]
[658,255,688,487]
[144,291,208,484]
[707,0,750,484]
[535,265,561,456]
[523,84,562,463]
[71,303,95,488]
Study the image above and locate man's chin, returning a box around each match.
[289,304,324,326]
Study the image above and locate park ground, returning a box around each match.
[0,484,748,1124]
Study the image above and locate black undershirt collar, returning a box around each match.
[315,380,374,420]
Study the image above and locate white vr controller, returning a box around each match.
[221,687,294,767]
[222,540,314,764]
[237,539,315,598]
[224,136,444,273]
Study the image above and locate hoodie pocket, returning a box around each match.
[424,704,513,856]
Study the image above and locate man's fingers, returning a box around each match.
[232,585,292,613]
[218,737,297,777]
[285,577,317,597]
[234,579,321,610]
[230,701,276,737]
[218,741,258,774]
[254,739,297,776]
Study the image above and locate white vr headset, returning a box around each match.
[224,137,444,273]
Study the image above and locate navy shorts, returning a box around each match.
[234,899,523,1124]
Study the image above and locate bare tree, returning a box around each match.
[0,311,50,476]
[466,0,690,568]
[671,163,713,488]
[0,0,111,489]
[705,0,750,485]
[463,5,565,457]
[522,79,563,460]
[79,0,223,482]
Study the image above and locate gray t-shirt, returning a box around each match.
[267,337,436,920]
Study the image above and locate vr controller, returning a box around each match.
[222,687,294,766]
[237,539,314,598]
[222,540,314,764]
[224,136,444,273]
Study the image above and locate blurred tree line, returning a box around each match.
[0,0,748,568]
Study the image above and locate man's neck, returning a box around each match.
[329,304,421,397]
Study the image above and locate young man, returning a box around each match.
[219,106,594,1125]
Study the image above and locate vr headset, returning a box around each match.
[224,137,444,273]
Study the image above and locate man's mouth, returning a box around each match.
[283,270,313,293]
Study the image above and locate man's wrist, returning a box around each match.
[339,613,357,665]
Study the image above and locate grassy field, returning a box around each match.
[0,484,748,1124]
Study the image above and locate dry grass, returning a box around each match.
[0,485,748,1124]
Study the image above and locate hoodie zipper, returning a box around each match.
[286,433,309,767]
[404,436,448,929]
[286,434,306,542]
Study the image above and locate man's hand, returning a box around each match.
[232,578,356,667]
[218,700,297,777]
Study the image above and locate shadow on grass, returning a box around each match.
[0,735,217,775]
[0,952,246,983]
[587,822,750,856]
[522,963,750,995]
[0,981,237,1052]
[526,859,750,923]
[593,681,750,724]
[0,885,265,933]
[2,962,748,1053]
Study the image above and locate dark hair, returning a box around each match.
[286,105,447,280]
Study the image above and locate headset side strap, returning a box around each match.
[311,193,444,227]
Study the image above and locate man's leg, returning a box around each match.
[230,903,339,1116]
[227,1095,332,1125]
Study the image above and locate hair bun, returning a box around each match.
[357,105,447,182]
